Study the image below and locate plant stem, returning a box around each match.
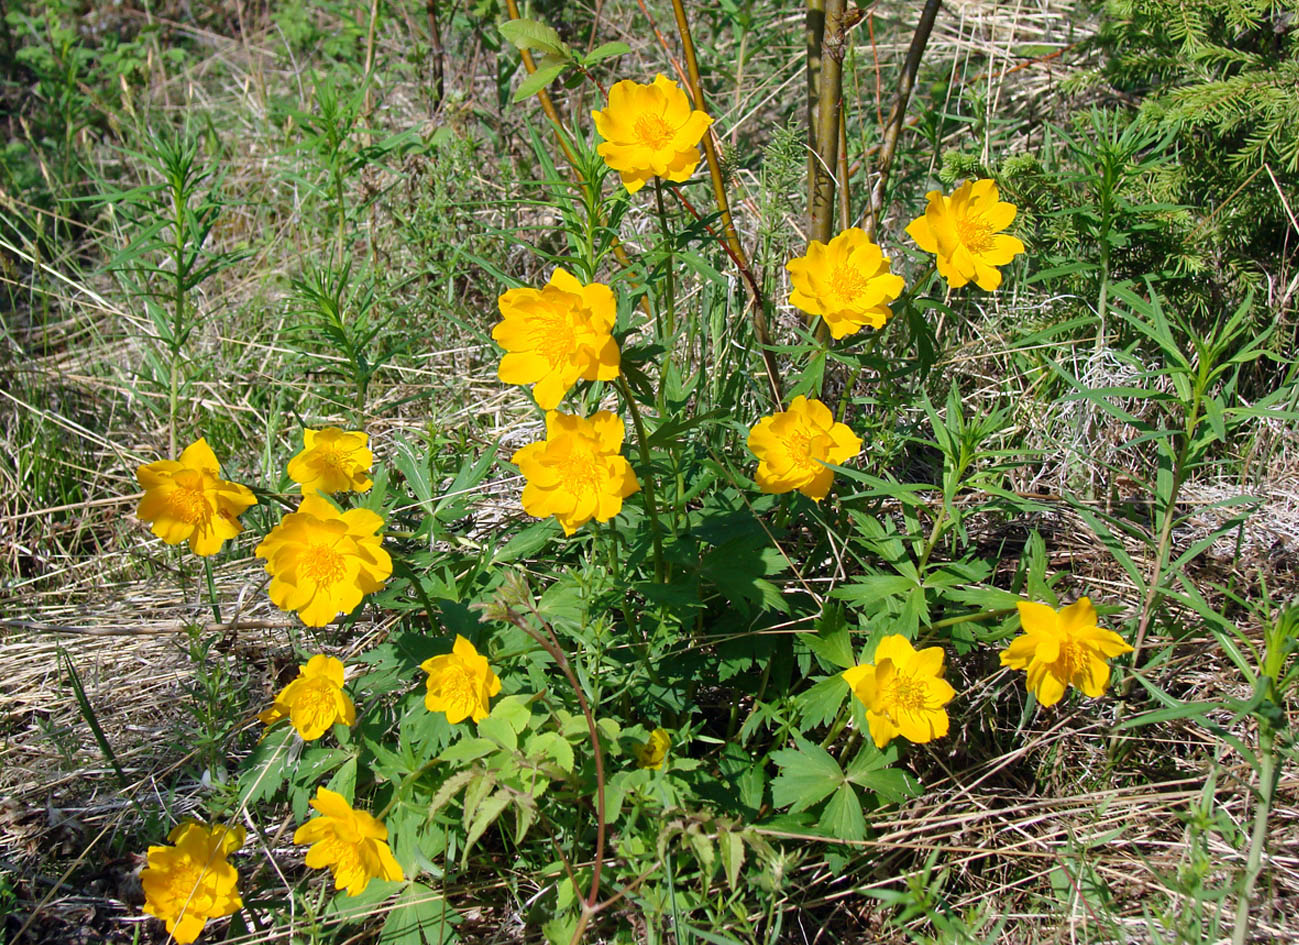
[1232,724,1277,945]
[203,557,221,623]
[866,0,942,242]
[653,178,677,343]
[615,377,666,583]
[810,0,846,346]
[666,0,782,407]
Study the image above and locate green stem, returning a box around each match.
[615,376,666,584]
[1232,725,1277,945]
[203,557,221,623]
[170,173,186,459]
[653,178,678,366]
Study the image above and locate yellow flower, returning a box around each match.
[259,654,356,740]
[511,410,640,535]
[254,494,392,628]
[592,74,714,194]
[287,427,374,495]
[135,437,257,556]
[293,787,403,897]
[746,396,861,501]
[493,268,620,410]
[1000,598,1134,707]
[420,634,502,724]
[140,821,244,944]
[842,635,956,749]
[905,178,1026,291]
[786,228,906,339]
[633,728,671,770]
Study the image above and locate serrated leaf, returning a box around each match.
[462,790,512,865]
[428,769,477,816]
[822,783,866,841]
[238,726,294,808]
[720,830,745,890]
[440,737,496,765]
[498,18,570,56]
[525,731,575,773]
[769,740,844,812]
[488,695,533,734]
[477,716,517,751]
[687,830,715,875]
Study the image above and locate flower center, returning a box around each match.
[830,264,869,304]
[534,308,579,363]
[438,664,479,709]
[881,671,927,714]
[167,484,211,527]
[301,542,346,586]
[956,215,995,254]
[558,444,601,497]
[785,427,828,472]
[298,677,339,717]
[1053,638,1086,684]
[166,861,204,902]
[315,445,350,475]
[634,114,674,150]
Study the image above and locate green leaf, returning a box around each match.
[440,737,497,765]
[462,790,513,865]
[477,716,517,752]
[582,41,630,65]
[525,731,575,773]
[831,573,919,603]
[770,739,844,812]
[822,783,867,841]
[487,695,534,734]
[512,59,567,103]
[720,830,745,890]
[498,18,570,56]
[238,726,294,808]
[796,674,849,729]
[805,604,854,670]
[380,882,459,945]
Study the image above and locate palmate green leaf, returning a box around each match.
[770,738,844,812]
[822,783,867,841]
[797,674,849,728]
[238,724,294,808]
[806,604,854,671]
[831,573,918,603]
[380,882,459,945]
